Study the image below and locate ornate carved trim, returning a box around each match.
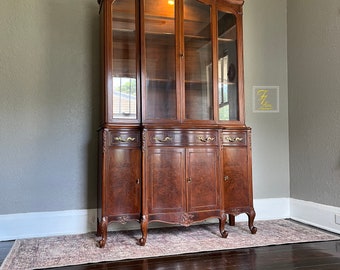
[226,206,254,216]
[142,129,147,152]
[102,129,109,153]
[220,211,227,220]
[180,213,194,226]
[248,131,252,148]
[219,130,223,151]
[118,216,128,225]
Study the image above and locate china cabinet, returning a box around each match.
[96,0,256,247]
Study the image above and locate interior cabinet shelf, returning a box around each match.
[218,37,236,42]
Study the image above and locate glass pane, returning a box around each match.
[184,0,212,120]
[144,0,176,120]
[218,11,239,121]
[111,0,137,119]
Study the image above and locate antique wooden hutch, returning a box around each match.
[96,0,256,247]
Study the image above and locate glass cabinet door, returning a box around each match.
[217,11,239,121]
[184,0,213,120]
[143,0,177,121]
[111,0,138,120]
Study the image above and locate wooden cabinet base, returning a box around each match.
[138,214,229,246]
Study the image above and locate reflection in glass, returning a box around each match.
[112,0,137,119]
[112,77,136,118]
[218,11,239,121]
[184,0,212,120]
[144,0,176,120]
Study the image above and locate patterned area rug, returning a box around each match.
[1,219,340,270]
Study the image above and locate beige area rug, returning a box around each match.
[1,219,340,270]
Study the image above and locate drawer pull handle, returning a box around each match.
[154,136,172,143]
[114,136,136,142]
[225,136,243,143]
[197,136,215,143]
[187,177,192,183]
[224,176,230,182]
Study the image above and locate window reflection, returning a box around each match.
[218,11,238,121]
[112,77,137,119]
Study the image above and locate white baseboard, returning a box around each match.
[290,198,340,234]
[0,209,98,241]
[1,198,338,241]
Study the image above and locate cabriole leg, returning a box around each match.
[247,209,257,234]
[98,216,108,248]
[139,215,148,246]
[219,213,228,238]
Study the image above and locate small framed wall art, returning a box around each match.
[253,86,279,113]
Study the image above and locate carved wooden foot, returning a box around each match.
[98,239,106,248]
[250,226,257,234]
[247,209,257,234]
[98,217,108,248]
[219,214,228,238]
[139,215,148,246]
[138,237,146,246]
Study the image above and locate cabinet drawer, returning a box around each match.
[222,132,247,146]
[147,130,219,146]
[187,130,219,146]
[108,129,141,147]
[147,130,183,146]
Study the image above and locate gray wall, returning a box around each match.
[288,0,340,207]
[0,0,100,214]
[244,0,290,199]
[0,0,291,216]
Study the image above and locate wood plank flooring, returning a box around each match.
[1,240,340,269]
[0,241,14,266]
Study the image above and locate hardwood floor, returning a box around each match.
[0,241,14,266]
[1,240,340,269]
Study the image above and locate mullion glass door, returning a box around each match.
[111,0,138,120]
[184,0,213,120]
[143,0,177,121]
[217,11,239,121]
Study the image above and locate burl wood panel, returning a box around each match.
[223,146,250,208]
[105,148,141,216]
[187,148,220,212]
[147,148,186,214]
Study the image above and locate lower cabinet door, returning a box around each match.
[104,148,141,217]
[186,148,220,212]
[147,148,186,214]
[223,146,250,209]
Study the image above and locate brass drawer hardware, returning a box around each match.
[114,136,136,142]
[197,136,215,143]
[225,136,243,143]
[154,136,172,143]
